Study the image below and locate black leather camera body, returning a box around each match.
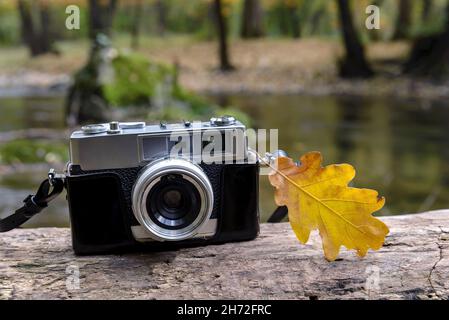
[66,117,259,255]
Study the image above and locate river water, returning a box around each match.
[1,94,449,227]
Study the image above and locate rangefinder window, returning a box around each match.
[141,135,171,160]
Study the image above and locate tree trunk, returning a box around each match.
[277,4,290,36]
[1,211,448,299]
[154,0,167,36]
[403,2,449,77]
[17,0,55,57]
[290,4,301,39]
[310,8,324,35]
[275,3,300,38]
[241,0,264,38]
[422,0,433,22]
[88,0,118,39]
[336,0,373,78]
[65,36,113,125]
[392,0,412,40]
[131,0,143,49]
[17,0,36,54]
[368,0,384,41]
[39,2,53,53]
[213,0,235,71]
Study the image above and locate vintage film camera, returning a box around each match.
[66,116,260,255]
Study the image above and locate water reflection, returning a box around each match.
[1,94,449,227]
[0,96,65,132]
[214,94,449,218]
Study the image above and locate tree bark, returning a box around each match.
[0,211,448,299]
[241,0,264,38]
[277,4,290,36]
[310,7,324,35]
[154,0,167,36]
[290,5,301,39]
[422,0,433,21]
[88,0,118,39]
[17,0,55,57]
[403,2,449,77]
[131,0,143,49]
[275,3,301,38]
[65,35,113,125]
[213,0,235,71]
[336,0,373,78]
[392,0,412,40]
[368,0,384,41]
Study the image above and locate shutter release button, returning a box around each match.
[108,121,121,134]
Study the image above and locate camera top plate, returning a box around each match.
[69,117,248,171]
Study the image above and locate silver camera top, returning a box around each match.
[69,116,249,171]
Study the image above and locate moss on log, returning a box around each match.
[0,211,448,300]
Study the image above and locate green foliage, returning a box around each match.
[148,106,251,126]
[213,107,251,127]
[149,86,251,126]
[103,52,176,106]
[2,0,449,46]
[0,7,19,46]
[172,86,213,115]
[165,0,210,34]
[80,48,250,125]
[0,140,68,165]
[148,105,204,122]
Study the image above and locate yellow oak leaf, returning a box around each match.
[268,151,389,261]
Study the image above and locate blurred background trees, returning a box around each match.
[392,0,411,40]
[2,0,449,122]
[88,0,118,38]
[241,0,264,38]
[17,0,56,56]
[1,0,449,97]
[3,0,449,219]
[336,0,373,78]
[1,0,448,71]
[404,0,449,77]
[213,0,234,71]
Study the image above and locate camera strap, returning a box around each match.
[0,169,65,232]
[267,206,288,223]
[0,162,287,230]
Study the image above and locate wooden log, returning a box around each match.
[0,210,448,300]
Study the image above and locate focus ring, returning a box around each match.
[132,158,214,241]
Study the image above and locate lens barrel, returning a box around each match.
[146,174,202,229]
[132,159,214,241]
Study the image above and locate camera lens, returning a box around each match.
[132,159,214,241]
[163,190,183,209]
[146,174,202,230]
